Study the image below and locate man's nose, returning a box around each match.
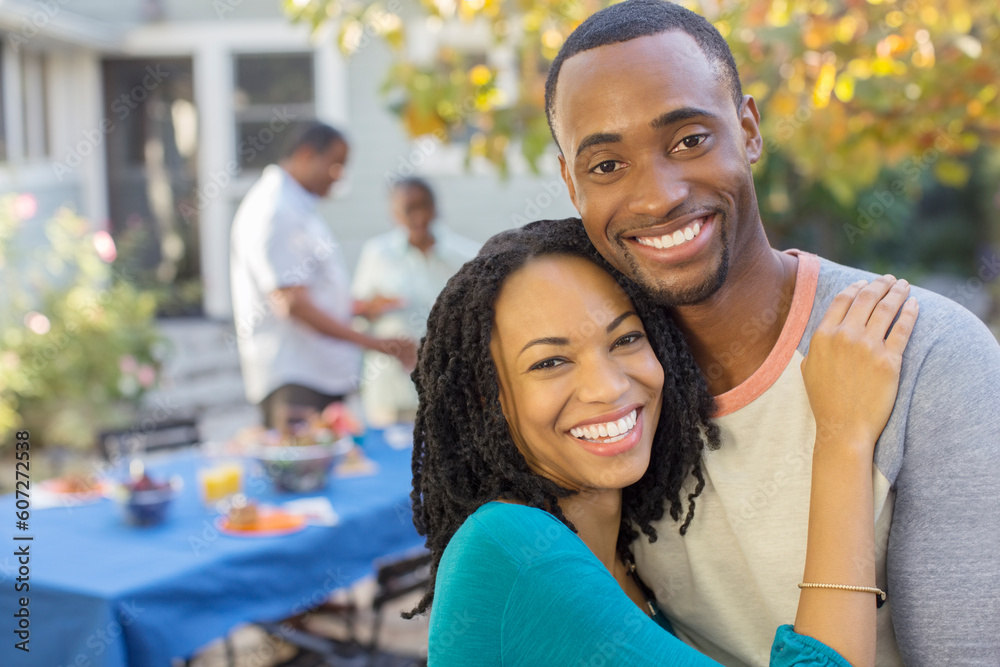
[627,155,688,220]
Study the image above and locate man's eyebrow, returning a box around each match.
[519,336,569,357]
[575,132,622,158]
[574,108,717,158]
[606,311,637,333]
[651,107,717,129]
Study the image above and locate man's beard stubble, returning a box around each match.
[617,213,731,308]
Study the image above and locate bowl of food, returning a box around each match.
[238,402,363,493]
[110,473,180,526]
[250,436,354,493]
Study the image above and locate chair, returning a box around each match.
[96,417,201,461]
[259,548,432,667]
[368,548,432,654]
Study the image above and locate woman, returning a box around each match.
[352,177,479,425]
[408,218,917,666]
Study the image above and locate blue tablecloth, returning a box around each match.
[0,430,423,666]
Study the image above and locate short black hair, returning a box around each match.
[405,217,719,617]
[282,121,347,158]
[390,176,436,207]
[544,0,743,151]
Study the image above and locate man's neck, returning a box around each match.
[673,244,799,397]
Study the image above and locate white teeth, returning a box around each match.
[570,409,638,442]
[634,217,706,250]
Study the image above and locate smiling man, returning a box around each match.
[545,1,1000,665]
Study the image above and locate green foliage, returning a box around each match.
[287,0,1000,313]
[287,0,1000,190]
[0,196,168,450]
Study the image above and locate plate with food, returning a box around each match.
[37,475,110,506]
[216,502,307,537]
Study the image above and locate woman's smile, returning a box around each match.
[489,254,664,493]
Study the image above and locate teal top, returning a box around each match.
[428,502,851,666]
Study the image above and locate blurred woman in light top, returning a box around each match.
[352,178,479,426]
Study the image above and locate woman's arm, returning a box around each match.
[795,275,918,667]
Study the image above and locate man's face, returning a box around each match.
[303,140,349,197]
[553,31,763,306]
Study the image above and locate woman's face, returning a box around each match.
[392,185,435,246]
[490,254,664,493]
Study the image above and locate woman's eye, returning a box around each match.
[612,332,645,349]
[529,358,565,371]
[591,160,623,174]
[671,134,707,153]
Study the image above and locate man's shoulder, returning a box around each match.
[807,253,996,354]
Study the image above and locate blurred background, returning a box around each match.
[1,0,998,459]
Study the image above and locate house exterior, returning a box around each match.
[0,0,576,321]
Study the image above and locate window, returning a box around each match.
[0,45,7,161]
[233,53,315,171]
[0,45,50,163]
[20,51,49,159]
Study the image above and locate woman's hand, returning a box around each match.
[801,275,919,455]
[795,275,918,667]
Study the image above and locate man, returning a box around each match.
[352,177,479,425]
[230,122,416,430]
[545,2,1000,665]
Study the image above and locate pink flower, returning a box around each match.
[12,194,37,221]
[119,355,138,374]
[137,364,156,388]
[92,230,117,263]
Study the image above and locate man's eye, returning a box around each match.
[529,358,565,371]
[591,160,622,174]
[612,332,645,349]
[672,134,707,153]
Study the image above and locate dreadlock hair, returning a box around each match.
[544,0,743,152]
[405,217,720,618]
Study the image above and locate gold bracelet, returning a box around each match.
[798,582,887,606]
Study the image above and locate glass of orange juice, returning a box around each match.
[197,462,244,510]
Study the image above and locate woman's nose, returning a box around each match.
[576,355,630,405]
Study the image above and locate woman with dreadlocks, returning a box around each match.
[408,218,917,666]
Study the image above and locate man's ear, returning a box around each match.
[740,95,763,164]
[559,153,580,211]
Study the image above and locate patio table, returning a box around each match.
[0,428,423,666]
